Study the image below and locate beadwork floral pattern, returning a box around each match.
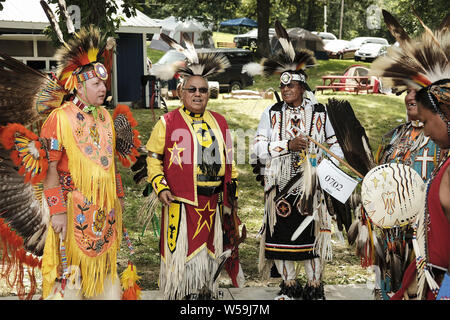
[73,191,117,257]
[65,103,113,169]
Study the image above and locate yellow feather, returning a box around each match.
[87,48,99,63]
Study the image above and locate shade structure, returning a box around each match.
[220,17,257,27]
[270,27,324,53]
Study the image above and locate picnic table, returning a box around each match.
[316,75,373,94]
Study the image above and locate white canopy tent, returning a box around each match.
[149,16,214,51]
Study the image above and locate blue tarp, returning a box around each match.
[220,17,257,27]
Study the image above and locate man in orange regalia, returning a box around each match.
[40,26,125,300]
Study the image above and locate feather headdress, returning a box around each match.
[153,33,230,80]
[54,25,109,92]
[243,20,316,89]
[40,1,111,92]
[370,10,450,92]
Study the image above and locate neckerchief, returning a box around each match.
[73,96,100,121]
[182,105,203,118]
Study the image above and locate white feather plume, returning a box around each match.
[278,38,296,62]
[151,62,178,80]
[242,62,264,76]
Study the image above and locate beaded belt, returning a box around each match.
[197,185,223,196]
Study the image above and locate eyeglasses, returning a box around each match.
[183,86,209,94]
[279,83,296,89]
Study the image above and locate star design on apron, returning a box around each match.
[192,201,216,239]
[168,141,185,169]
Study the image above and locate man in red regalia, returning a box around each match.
[146,34,241,300]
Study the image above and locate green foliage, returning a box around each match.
[43,0,139,45]
[140,0,241,27]
[383,0,449,37]
[142,0,446,42]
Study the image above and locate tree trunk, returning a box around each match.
[306,0,316,31]
[256,0,271,58]
[339,0,344,39]
[288,0,303,28]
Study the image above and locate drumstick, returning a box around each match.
[303,135,365,179]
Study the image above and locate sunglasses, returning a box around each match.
[183,86,209,94]
[279,83,297,89]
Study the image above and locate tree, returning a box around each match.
[383,0,449,37]
[44,0,140,44]
[256,0,271,57]
[140,0,241,29]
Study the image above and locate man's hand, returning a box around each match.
[159,190,174,206]
[288,136,308,152]
[51,213,67,240]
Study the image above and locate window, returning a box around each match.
[37,41,57,57]
[0,40,33,57]
[27,60,46,71]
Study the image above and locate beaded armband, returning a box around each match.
[44,186,67,216]
[116,173,125,198]
[151,174,170,196]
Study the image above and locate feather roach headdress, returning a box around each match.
[370,10,450,93]
[242,20,316,90]
[152,33,230,80]
[40,0,112,93]
[55,25,109,92]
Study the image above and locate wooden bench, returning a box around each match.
[216,41,236,48]
[316,84,373,94]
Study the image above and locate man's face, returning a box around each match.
[405,89,419,121]
[181,76,209,114]
[417,102,450,149]
[77,76,107,107]
[281,81,305,106]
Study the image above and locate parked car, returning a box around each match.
[323,39,350,59]
[354,43,389,62]
[152,48,254,92]
[233,28,275,49]
[312,31,337,44]
[337,37,389,59]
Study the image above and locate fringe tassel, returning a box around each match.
[160,204,188,300]
[313,194,333,261]
[159,204,223,299]
[0,217,41,300]
[213,205,223,258]
[265,188,277,236]
[56,108,117,213]
[412,217,440,298]
[63,193,122,298]
[137,191,159,234]
[257,226,272,278]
